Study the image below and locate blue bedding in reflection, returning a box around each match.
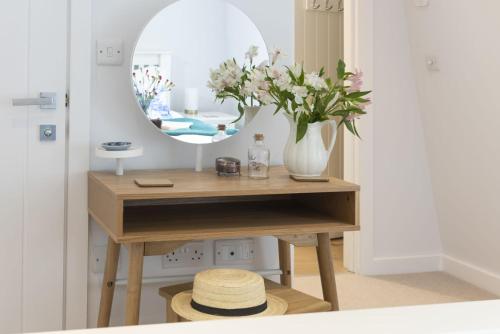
[163,118,239,137]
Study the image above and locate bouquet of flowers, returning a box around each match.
[208,46,370,142]
[207,46,282,122]
[265,60,371,142]
[132,66,174,114]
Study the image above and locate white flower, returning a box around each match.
[207,60,244,92]
[305,72,328,90]
[266,65,287,79]
[256,60,268,70]
[292,86,308,104]
[241,80,259,96]
[290,64,303,78]
[296,106,307,114]
[207,69,224,92]
[245,45,259,62]
[267,66,291,90]
[249,68,269,90]
[270,48,285,65]
[256,90,274,105]
[275,75,292,91]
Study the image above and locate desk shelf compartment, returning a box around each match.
[120,192,359,243]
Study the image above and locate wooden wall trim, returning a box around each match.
[295,0,344,179]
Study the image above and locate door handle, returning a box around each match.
[12,92,57,109]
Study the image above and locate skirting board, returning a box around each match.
[366,254,442,276]
[442,255,500,297]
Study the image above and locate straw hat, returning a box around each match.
[171,269,288,321]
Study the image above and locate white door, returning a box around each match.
[0,0,68,332]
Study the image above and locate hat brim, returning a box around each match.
[171,291,288,321]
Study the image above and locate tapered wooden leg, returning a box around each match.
[97,237,121,327]
[316,233,339,311]
[166,297,180,323]
[125,243,145,326]
[278,239,292,288]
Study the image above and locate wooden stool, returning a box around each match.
[159,279,331,323]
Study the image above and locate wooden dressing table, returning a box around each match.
[88,166,360,327]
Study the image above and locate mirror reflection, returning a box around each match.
[132,0,269,144]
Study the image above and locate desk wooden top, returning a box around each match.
[88,166,360,201]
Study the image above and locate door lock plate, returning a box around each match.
[40,125,56,141]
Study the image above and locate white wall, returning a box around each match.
[405,0,500,294]
[90,0,294,326]
[358,0,442,275]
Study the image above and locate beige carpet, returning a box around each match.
[294,240,498,309]
[294,272,498,310]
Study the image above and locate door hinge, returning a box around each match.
[65,92,70,108]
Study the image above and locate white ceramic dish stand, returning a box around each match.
[95,146,143,176]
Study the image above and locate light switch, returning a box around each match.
[97,40,123,66]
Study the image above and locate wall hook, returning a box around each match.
[312,0,321,10]
[326,0,334,11]
[338,0,344,12]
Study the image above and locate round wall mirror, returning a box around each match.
[132,0,269,145]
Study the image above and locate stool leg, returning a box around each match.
[278,239,292,288]
[97,237,121,327]
[316,233,339,311]
[125,243,145,326]
[166,297,180,323]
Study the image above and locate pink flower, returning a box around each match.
[346,114,358,122]
[347,70,363,93]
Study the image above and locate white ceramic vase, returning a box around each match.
[244,106,260,125]
[283,114,337,177]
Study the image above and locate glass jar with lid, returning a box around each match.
[248,133,270,179]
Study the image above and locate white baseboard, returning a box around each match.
[365,254,442,275]
[442,255,500,296]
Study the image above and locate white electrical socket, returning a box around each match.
[215,239,256,266]
[162,242,206,268]
[96,40,124,66]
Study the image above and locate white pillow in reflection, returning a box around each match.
[161,121,193,131]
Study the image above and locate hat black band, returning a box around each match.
[190,299,268,317]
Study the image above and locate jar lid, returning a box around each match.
[254,133,264,141]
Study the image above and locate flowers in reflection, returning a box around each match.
[132,66,175,115]
[208,47,284,122]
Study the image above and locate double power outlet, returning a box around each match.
[92,239,257,273]
[161,239,256,269]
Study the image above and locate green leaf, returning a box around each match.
[299,68,305,85]
[296,113,309,143]
[232,104,245,123]
[346,91,371,99]
[344,119,356,136]
[287,67,297,82]
[337,59,346,80]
